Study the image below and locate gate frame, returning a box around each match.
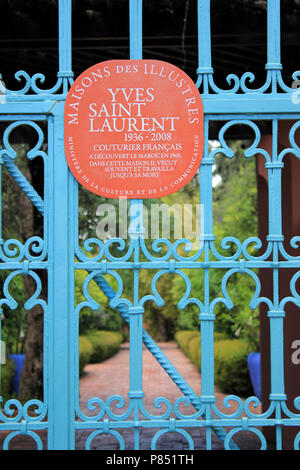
[0,0,299,450]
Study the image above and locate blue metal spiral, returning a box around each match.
[2,155,45,216]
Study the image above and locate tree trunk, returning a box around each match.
[15,160,44,402]
[18,281,44,401]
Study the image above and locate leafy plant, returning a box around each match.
[214,339,253,396]
[78,330,123,376]
[175,331,253,396]
[172,141,260,349]
[87,330,123,364]
[75,268,123,334]
[78,335,93,376]
[0,358,16,402]
[0,272,27,355]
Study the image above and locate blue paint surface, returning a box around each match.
[248,352,261,400]
[7,354,25,396]
[0,0,299,451]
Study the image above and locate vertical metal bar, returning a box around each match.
[267,0,281,66]
[199,119,215,450]
[58,0,73,93]
[266,0,282,92]
[129,0,143,451]
[130,0,143,60]
[197,0,212,92]
[47,103,75,450]
[267,122,285,395]
[268,120,282,235]
[266,119,285,449]
[268,310,285,395]
[268,306,285,450]
[47,0,74,449]
[128,202,144,449]
[199,120,214,398]
[197,0,212,67]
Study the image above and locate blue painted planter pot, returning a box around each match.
[7,354,25,396]
[247,352,261,400]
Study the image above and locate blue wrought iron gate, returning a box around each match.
[0,0,300,450]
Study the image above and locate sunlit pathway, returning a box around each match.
[77,342,261,450]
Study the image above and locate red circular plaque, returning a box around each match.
[64,60,204,198]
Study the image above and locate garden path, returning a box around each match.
[0,341,262,450]
[77,342,262,450]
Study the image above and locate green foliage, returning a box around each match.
[1,144,28,241]
[213,331,228,341]
[214,339,253,396]
[175,330,229,372]
[212,144,260,349]
[141,270,179,341]
[78,336,93,376]
[0,144,32,354]
[87,330,123,364]
[174,330,199,356]
[172,142,259,349]
[75,270,123,334]
[1,137,259,397]
[0,272,27,354]
[79,330,123,376]
[188,334,201,370]
[140,175,201,340]
[74,141,260,345]
[1,358,16,402]
[176,299,199,332]
[175,330,253,396]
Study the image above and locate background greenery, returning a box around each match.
[0,140,259,345]
[79,331,123,377]
[76,140,259,348]
[175,330,253,396]
[0,139,259,395]
[171,142,259,350]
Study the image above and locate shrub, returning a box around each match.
[214,339,252,396]
[175,330,229,371]
[76,269,123,334]
[214,331,228,342]
[121,328,129,343]
[175,330,253,396]
[174,331,198,356]
[188,335,201,370]
[1,358,16,401]
[79,336,93,376]
[87,331,123,364]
